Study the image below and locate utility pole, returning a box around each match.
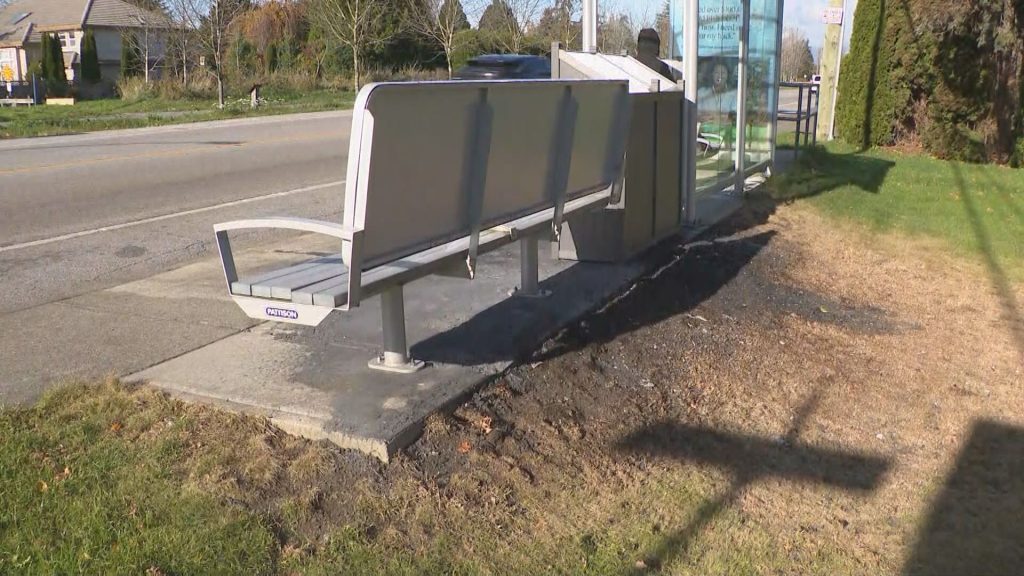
[582,0,597,52]
[817,0,846,141]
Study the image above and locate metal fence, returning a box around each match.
[0,76,43,105]
[778,81,820,156]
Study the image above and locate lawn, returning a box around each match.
[0,88,355,139]
[0,380,844,575]
[770,142,1024,279]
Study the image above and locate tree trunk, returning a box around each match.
[352,49,360,92]
[990,1,1023,162]
[446,46,453,79]
[217,74,225,108]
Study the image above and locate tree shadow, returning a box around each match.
[617,390,891,574]
[859,0,887,150]
[951,162,1024,365]
[770,146,896,202]
[903,420,1024,574]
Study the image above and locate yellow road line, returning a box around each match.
[0,131,339,176]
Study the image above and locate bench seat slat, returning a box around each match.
[235,188,613,308]
[251,257,346,300]
[302,190,611,308]
[232,255,338,297]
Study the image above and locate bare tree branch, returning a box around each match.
[407,0,480,78]
[502,0,542,53]
[118,5,170,84]
[781,27,815,82]
[308,0,391,91]
[179,0,248,107]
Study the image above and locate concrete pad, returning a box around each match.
[132,242,645,461]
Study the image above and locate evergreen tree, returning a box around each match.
[536,0,581,50]
[42,33,69,96]
[80,30,101,83]
[39,33,53,81]
[835,0,895,149]
[120,33,142,78]
[439,0,471,33]
[478,0,516,35]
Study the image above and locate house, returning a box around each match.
[0,0,170,84]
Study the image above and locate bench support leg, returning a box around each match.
[513,235,551,298]
[369,285,425,374]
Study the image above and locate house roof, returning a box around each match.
[0,0,170,48]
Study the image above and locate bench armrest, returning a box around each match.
[214,218,365,308]
[214,217,352,239]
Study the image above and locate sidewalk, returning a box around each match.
[131,236,647,461]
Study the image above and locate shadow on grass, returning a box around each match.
[771,146,896,202]
[951,163,1024,364]
[618,389,891,573]
[903,420,1024,574]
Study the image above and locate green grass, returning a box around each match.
[0,382,860,575]
[0,88,355,139]
[771,143,1024,279]
[0,381,276,575]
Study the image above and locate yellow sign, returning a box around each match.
[1,65,13,82]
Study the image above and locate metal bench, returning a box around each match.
[214,80,631,373]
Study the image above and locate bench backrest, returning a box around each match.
[342,80,631,270]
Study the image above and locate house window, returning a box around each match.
[0,50,16,82]
[58,32,77,48]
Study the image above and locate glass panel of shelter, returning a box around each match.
[588,0,781,195]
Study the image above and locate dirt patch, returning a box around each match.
[167,192,1024,574]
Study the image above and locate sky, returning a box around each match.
[781,0,859,55]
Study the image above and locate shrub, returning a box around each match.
[153,75,218,100]
[1011,137,1024,168]
[116,76,150,101]
[81,30,101,84]
[838,0,1023,164]
[921,121,986,163]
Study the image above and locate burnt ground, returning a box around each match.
[173,191,1024,575]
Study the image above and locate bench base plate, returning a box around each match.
[368,356,426,374]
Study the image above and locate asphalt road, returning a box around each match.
[0,112,355,404]
[778,86,806,112]
[0,111,352,314]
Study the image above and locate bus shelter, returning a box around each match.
[578,0,784,228]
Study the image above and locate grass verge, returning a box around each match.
[0,379,856,575]
[0,88,354,139]
[770,143,1024,278]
